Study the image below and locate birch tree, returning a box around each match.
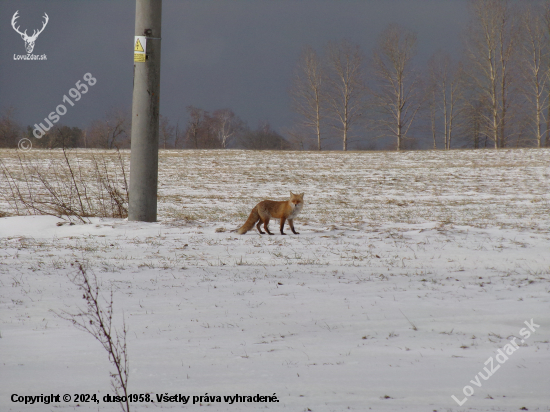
[370,24,423,151]
[210,109,244,149]
[544,1,550,147]
[428,52,464,150]
[325,40,365,151]
[465,0,518,148]
[291,46,325,150]
[520,5,549,148]
[428,84,438,150]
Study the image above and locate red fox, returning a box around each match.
[237,192,304,235]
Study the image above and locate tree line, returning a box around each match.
[291,0,550,150]
[0,105,292,150]
[1,0,550,151]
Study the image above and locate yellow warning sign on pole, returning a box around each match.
[134,36,146,63]
[135,38,144,52]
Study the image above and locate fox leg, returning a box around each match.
[263,218,274,235]
[279,217,287,235]
[257,206,274,235]
[288,219,299,235]
[256,219,265,234]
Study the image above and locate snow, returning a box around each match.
[1,148,549,411]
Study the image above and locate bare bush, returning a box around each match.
[0,146,128,222]
[54,263,130,412]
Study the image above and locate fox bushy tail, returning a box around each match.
[238,206,259,234]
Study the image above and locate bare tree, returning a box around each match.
[291,46,326,150]
[81,129,88,148]
[427,83,438,150]
[34,125,82,149]
[370,24,423,151]
[209,109,244,149]
[183,107,246,149]
[0,106,22,148]
[325,40,365,151]
[519,5,549,148]
[461,95,490,148]
[87,110,129,149]
[159,115,175,149]
[545,1,550,147]
[428,51,465,150]
[285,125,317,150]
[465,0,518,148]
[184,106,206,149]
[239,122,291,150]
[173,122,184,149]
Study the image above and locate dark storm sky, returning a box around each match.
[0,0,468,138]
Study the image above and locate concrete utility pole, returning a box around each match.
[129,0,162,222]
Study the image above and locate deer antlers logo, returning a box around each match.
[11,10,49,54]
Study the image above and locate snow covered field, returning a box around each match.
[1,149,549,411]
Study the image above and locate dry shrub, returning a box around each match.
[54,263,130,412]
[0,147,128,222]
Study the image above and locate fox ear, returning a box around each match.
[290,191,294,196]
[300,193,304,198]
